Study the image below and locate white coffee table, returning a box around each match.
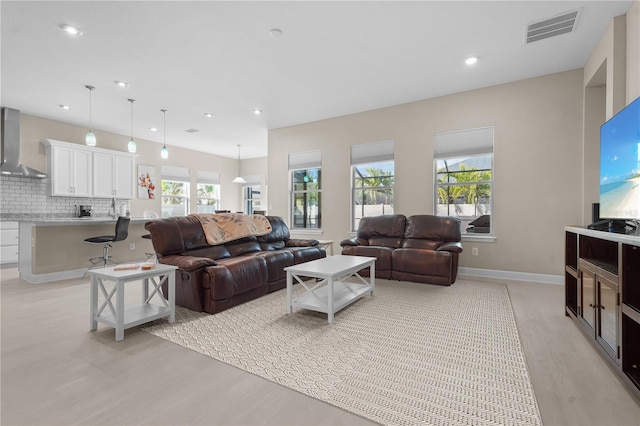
[88,263,177,341]
[285,255,376,323]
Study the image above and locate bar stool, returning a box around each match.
[142,233,156,262]
[85,216,130,268]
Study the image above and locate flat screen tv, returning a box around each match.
[598,96,640,227]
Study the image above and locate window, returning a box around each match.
[161,166,190,218]
[433,127,494,237]
[289,150,321,230]
[244,185,261,214]
[196,171,220,214]
[242,175,262,214]
[351,140,394,231]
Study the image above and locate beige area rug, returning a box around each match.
[142,279,542,426]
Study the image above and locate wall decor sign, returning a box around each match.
[138,165,156,199]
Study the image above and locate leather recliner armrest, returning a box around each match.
[340,238,368,247]
[158,254,217,272]
[285,238,318,247]
[437,242,463,254]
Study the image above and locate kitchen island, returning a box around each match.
[2,215,154,284]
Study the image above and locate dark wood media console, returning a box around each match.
[565,226,640,398]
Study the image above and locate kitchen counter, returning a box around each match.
[1,214,151,225]
[7,216,156,284]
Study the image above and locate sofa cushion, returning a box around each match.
[287,246,326,264]
[404,215,461,242]
[259,240,286,251]
[342,245,393,271]
[184,245,231,260]
[253,250,295,283]
[258,216,291,242]
[392,248,453,278]
[202,256,268,299]
[146,216,208,255]
[357,214,406,239]
[402,239,442,250]
[225,237,262,256]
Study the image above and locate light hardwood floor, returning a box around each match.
[1,268,639,425]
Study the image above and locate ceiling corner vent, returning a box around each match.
[526,9,581,44]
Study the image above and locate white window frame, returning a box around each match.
[288,149,322,231]
[161,165,190,218]
[433,127,495,241]
[350,140,395,231]
[161,179,190,218]
[196,170,220,213]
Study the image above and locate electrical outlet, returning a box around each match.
[471,247,479,256]
[129,242,135,250]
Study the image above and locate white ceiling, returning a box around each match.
[1,1,633,159]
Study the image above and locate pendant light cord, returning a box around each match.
[85,85,94,131]
[129,99,134,138]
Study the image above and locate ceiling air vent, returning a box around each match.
[184,128,199,133]
[526,9,580,44]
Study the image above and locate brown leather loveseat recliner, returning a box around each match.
[145,215,325,314]
[340,214,463,285]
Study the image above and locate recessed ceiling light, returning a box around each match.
[465,56,479,66]
[269,28,283,37]
[114,80,129,88]
[59,104,71,110]
[149,127,158,132]
[253,109,263,115]
[204,113,214,118]
[59,24,82,36]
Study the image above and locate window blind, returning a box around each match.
[288,150,321,170]
[351,140,394,164]
[162,165,189,181]
[433,127,494,159]
[196,170,220,184]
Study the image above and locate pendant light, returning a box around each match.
[232,144,246,184]
[85,85,96,146]
[127,99,137,153]
[160,109,169,159]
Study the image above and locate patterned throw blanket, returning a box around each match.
[190,213,272,245]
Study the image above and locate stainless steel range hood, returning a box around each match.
[1,107,47,178]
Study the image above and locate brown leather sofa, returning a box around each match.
[340,214,463,285]
[145,215,325,314]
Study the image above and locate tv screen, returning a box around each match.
[599,96,640,220]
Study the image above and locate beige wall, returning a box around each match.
[268,70,584,276]
[18,114,267,215]
[582,3,640,224]
[628,0,640,102]
[33,222,150,274]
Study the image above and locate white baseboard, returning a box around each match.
[459,267,563,285]
[20,268,86,284]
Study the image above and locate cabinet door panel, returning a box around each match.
[598,276,618,358]
[0,245,19,263]
[51,146,74,196]
[581,268,596,332]
[73,149,92,197]
[114,156,134,199]
[93,152,115,198]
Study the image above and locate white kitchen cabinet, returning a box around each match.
[0,222,19,264]
[93,152,135,199]
[42,139,136,199]
[46,143,92,197]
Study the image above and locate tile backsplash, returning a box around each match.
[1,175,125,216]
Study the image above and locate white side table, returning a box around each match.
[317,240,334,256]
[88,263,177,341]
